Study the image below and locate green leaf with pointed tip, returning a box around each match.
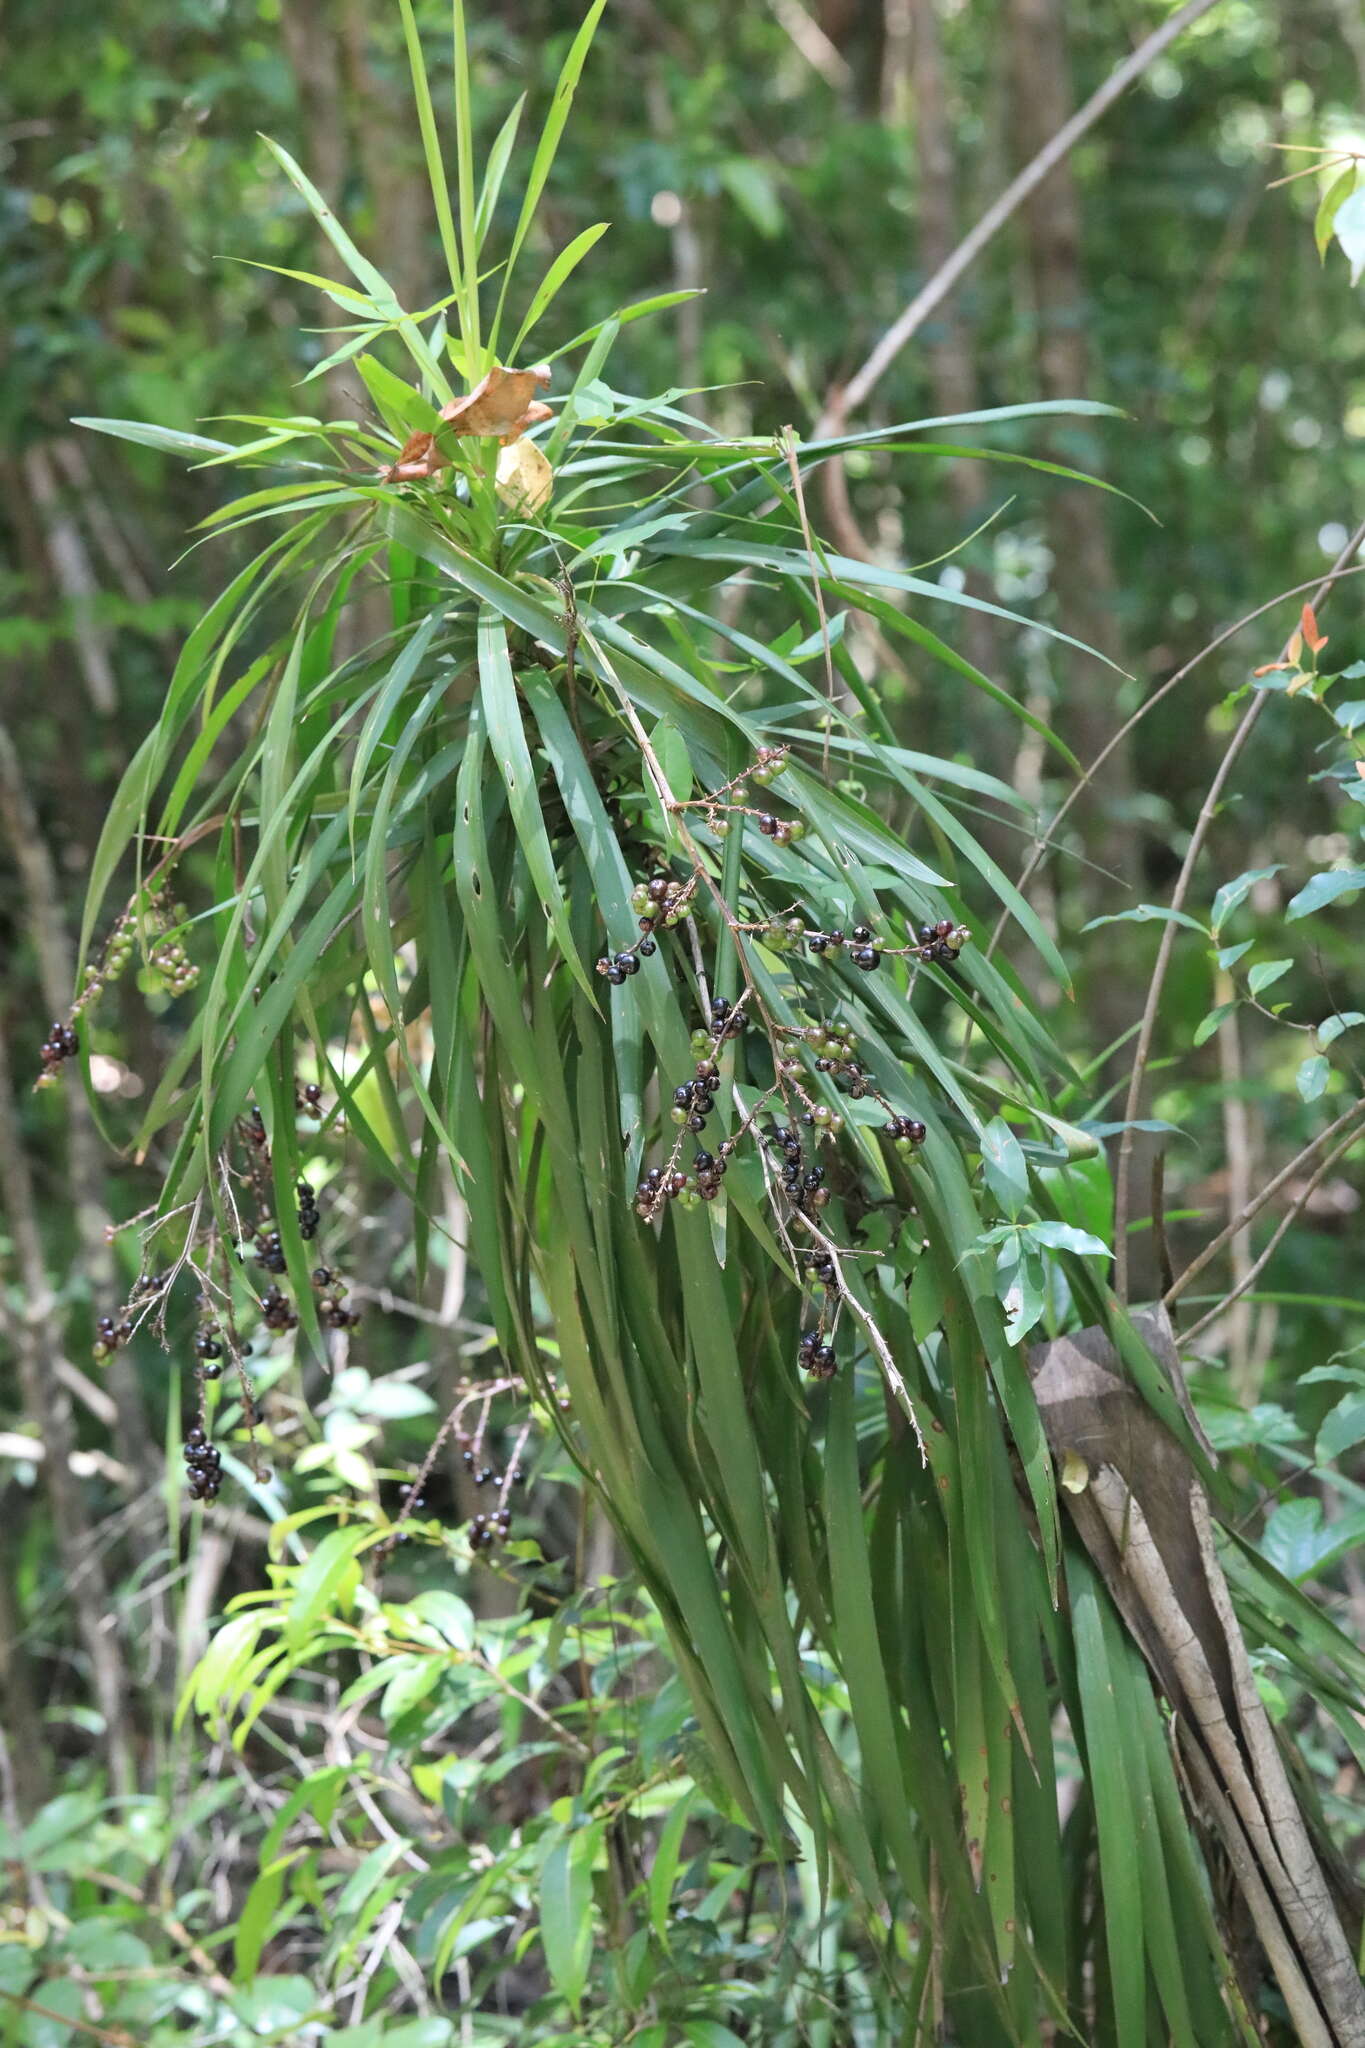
[1320,1010,1365,1043]
[1317,164,1359,257]
[539,1825,600,2014]
[981,1117,1029,1221]
[476,610,595,1001]
[1193,1000,1239,1048]
[1287,869,1365,919]
[1248,957,1292,996]
[510,221,610,357]
[1211,864,1284,931]
[1083,904,1208,934]
[492,0,609,347]
[260,135,399,309]
[72,416,237,459]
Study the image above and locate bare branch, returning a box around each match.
[1114,515,1365,1299]
[812,0,1223,436]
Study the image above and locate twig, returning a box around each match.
[1114,515,1365,1300]
[1151,1148,1175,1303]
[0,1990,136,2048]
[85,1870,236,1999]
[1164,1097,1365,1308]
[989,559,1365,968]
[811,0,1223,437]
[766,0,851,87]
[1181,1116,1365,1348]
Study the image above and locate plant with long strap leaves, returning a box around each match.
[67,8,1365,2042]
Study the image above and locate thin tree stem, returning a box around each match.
[812,0,1222,435]
[1164,1097,1365,1308]
[1113,516,1365,1301]
[1181,1117,1365,1349]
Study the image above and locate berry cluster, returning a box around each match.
[635,1140,734,1217]
[670,1056,723,1133]
[85,913,135,992]
[92,1272,167,1362]
[596,947,645,984]
[296,1080,325,1115]
[754,916,808,955]
[38,1019,79,1081]
[150,934,199,997]
[807,921,880,970]
[183,1424,222,1503]
[313,1267,361,1331]
[884,1114,927,1151]
[916,918,966,966]
[464,1443,521,1553]
[630,873,694,926]
[803,1248,839,1291]
[132,884,201,998]
[598,875,695,982]
[799,1328,838,1379]
[50,881,198,1091]
[92,1311,131,1360]
[260,1284,298,1333]
[706,995,747,1043]
[796,1019,871,1098]
[253,1226,287,1275]
[769,1124,832,1216]
[194,1326,224,1378]
[320,1296,361,1332]
[749,744,789,787]
[468,1506,512,1554]
[297,1182,320,1240]
[700,747,804,843]
[754,810,806,846]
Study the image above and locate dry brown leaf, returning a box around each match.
[379,366,553,484]
[381,429,441,483]
[440,363,552,441]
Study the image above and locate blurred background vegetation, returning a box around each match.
[3,0,1365,2041]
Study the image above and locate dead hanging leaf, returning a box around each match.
[382,429,442,483]
[379,364,553,483]
[440,363,552,443]
[495,435,554,515]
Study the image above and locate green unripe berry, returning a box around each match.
[785,818,806,842]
